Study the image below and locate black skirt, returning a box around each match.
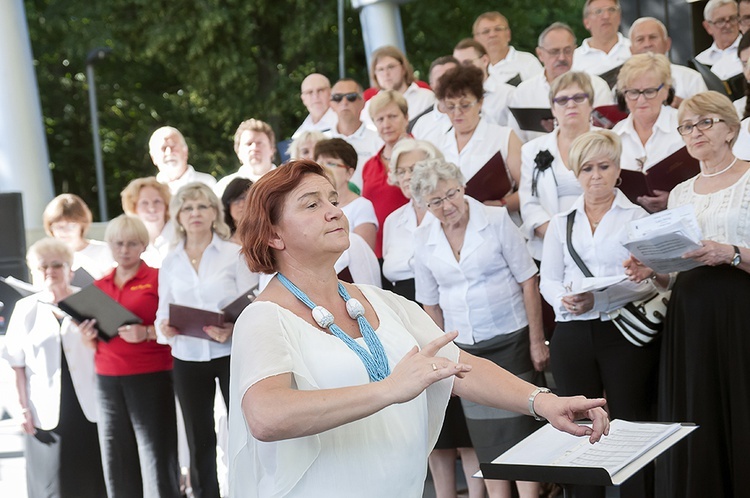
[656,265,750,498]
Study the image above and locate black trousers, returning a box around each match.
[550,319,660,498]
[172,356,230,498]
[96,371,181,498]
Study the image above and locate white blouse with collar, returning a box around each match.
[438,118,512,182]
[612,105,684,172]
[156,234,259,362]
[414,196,538,345]
[539,190,655,322]
[382,203,436,283]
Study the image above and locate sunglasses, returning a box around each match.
[331,92,360,103]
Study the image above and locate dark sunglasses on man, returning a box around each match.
[331,92,361,103]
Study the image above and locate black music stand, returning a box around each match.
[479,420,697,498]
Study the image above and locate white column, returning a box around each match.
[351,0,412,72]
[0,0,55,229]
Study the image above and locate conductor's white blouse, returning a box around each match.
[227,285,457,497]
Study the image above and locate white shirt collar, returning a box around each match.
[579,32,629,55]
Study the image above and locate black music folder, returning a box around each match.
[464,150,514,203]
[169,286,258,341]
[509,107,554,133]
[618,147,700,202]
[58,285,142,341]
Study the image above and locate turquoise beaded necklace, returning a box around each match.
[277,273,391,382]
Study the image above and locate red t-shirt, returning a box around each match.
[94,262,173,376]
[361,147,409,258]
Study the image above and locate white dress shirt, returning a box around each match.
[507,72,614,142]
[438,118,511,182]
[1,293,98,429]
[414,196,538,345]
[572,33,632,76]
[612,105,684,172]
[695,35,742,79]
[361,82,436,130]
[539,191,655,321]
[482,74,516,126]
[214,163,277,197]
[75,239,115,279]
[487,46,544,83]
[156,234,259,362]
[670,63,709,102]
[141,221,176,269]
[292,107,338,139]
[157,164,217,195]
[382,203,436,283]
[411,105,453,146]
[327,123,384,188]
[519,128,587,259]
[342,196,378,230]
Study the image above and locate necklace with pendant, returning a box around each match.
[277,273,391,381]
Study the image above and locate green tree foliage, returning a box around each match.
[26,0,584,219]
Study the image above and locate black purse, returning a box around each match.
[565,212,668,347]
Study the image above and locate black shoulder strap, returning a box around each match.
[566,211,594,278]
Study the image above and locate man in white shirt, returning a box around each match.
[453,38,516,126]
[149,126,216,194]
[508,22,614,142]
[472,11,543,84]
[214,119,276,196]
[409,56,459,146]
[572,0,632,76]
[327,78,383,188]
[628,17,708,109]
[696,0,743,80]
[292,73,338,139]
[361,45,435,127]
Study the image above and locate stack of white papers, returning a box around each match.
[622,205,704,273]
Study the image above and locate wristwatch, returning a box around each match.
[528,387,552,421]
[731,245,742,267]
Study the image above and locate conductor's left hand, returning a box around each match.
[535,394,610,444]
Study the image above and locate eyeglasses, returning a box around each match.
[50,221,81,233]
[475,25,509,37]
[426,187,462,210]
[37,262,67,272]
[676,117,726,136]
[552,93,590,106]
[375,63,402,74]
[539,46,575,58]
[301,88,329,97]
[740,15,750,27]
[441,100,480,114]
[707,15,738,28]
[331,92,360,103]
[589,6,620,17]
[395,166,415,177]
[622,84,664,101]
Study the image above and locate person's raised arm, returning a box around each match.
[242,331,470,442]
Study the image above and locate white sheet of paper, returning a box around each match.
[626,205,703,242]
[492,420,681,478]
[623,233,704,273]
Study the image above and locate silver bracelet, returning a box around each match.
[528,387,552,421]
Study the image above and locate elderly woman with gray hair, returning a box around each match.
[540,130,661,498]
[411,158,548,498]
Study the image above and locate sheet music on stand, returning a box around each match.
[479,419,697,488]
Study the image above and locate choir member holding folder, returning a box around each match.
[539,131,659,498]
[519,71,596,261]
[156,182,258,498]
[625,91,750,498]
[434,65,522,217]
[612,54,689,213]
[85,214,181,497]
[1,238,105,498]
